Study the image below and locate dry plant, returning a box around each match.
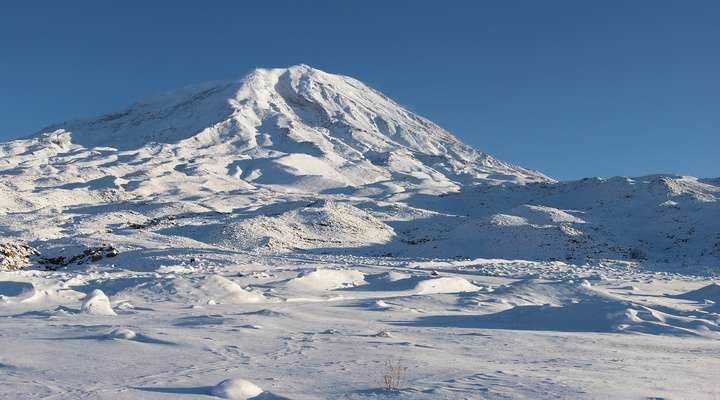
[382,359,407,391]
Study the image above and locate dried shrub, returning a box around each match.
[382,360,406,391]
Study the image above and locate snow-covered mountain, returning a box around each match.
[28,64,548,198]
[0,64,718,269]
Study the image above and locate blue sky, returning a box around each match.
[1,1,718,180]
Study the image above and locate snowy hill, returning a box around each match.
[403,175,720,267]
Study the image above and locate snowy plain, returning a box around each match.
[1,65,719,399]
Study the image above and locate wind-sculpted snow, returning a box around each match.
[1,65,720,399]
[404,279,720,336]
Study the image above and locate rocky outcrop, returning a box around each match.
[0,242,40,271]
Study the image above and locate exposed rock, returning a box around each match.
[0,242,40,271]
[128,215,178,230]
[39,245,120,268]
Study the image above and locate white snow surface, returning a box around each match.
[0,65,719,399]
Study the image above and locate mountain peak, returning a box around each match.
[286,63,316,71]
[29,65,550,197]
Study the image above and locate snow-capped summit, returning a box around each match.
[32,65,549,196]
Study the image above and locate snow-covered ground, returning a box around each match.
[1,65,719,399]
[2,255,720,399]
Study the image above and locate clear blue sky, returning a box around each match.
[1,1,718,180]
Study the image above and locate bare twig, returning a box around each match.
[382,360,407,391]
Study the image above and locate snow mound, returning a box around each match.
[415,277,480,295]
[211,378,263,399]
[344,272,479,294]
[194,275,266,304]
[109,328,137,340]
[287,268,366,291]
[80,289,116,316]
[217,201,394,252]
